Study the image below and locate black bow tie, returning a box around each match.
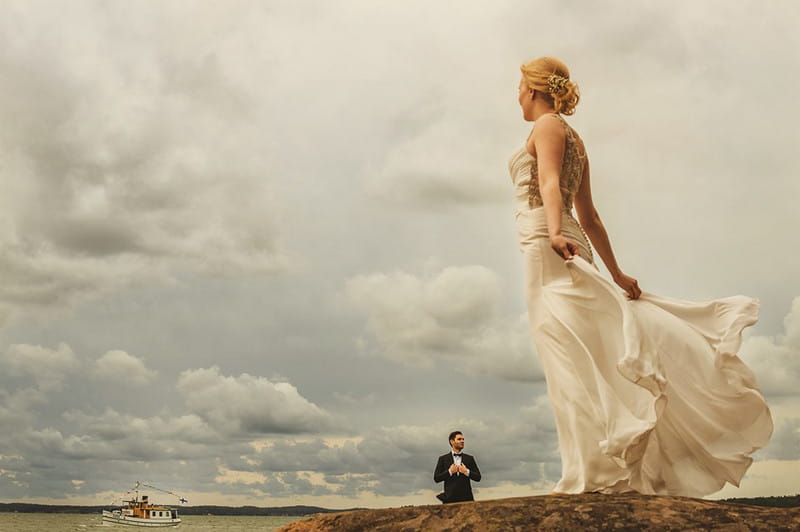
[453,453,462,457]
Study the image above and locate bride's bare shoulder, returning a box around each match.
[532,114,565,138]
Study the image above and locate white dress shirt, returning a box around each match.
[451,451,468,476]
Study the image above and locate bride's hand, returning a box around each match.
[550,235,579,260]
[613,272,642,300]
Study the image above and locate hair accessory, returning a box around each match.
[547,74,569,95]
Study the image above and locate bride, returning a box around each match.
[509,56,773,496]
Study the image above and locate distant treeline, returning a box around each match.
[0,502,352,516]
[719,495,800,508]
[0,503,104,514]
[179,505,354,516]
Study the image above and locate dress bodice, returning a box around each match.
[508,114,586,212]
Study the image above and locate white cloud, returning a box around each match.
[740,297,800,397]
[0,343,78,390]
[27,408,226,461]
[367,120,508,207]
[346,265,543,381]
[177,366,334,435]
[0,408,228,502]
[762,415,800,461]
[93,350,157,386]
[215,466,267,486]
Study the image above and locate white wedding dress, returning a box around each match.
[509,114,773,497]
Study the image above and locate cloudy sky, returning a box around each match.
[1,0,798,509]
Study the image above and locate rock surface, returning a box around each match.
[277,493,800,531]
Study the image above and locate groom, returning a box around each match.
[433,431,481,503]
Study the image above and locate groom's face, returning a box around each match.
[450,434,465,451]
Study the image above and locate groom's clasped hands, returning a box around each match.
[448,464,469,475]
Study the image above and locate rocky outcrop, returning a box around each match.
[278,493,800,531]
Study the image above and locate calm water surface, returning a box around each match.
[0,513,307,531]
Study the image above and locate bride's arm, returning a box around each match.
[534,116,579,260]
[574,157,642,299]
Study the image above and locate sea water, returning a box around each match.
[0,513,305,531]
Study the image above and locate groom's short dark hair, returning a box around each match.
[448,431,462,443]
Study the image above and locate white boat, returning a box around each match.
[102,484,183,527]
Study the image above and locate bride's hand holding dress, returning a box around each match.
[612,272,642,300]
[549,234,580,260]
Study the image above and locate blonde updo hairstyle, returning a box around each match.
[520,56,580,116]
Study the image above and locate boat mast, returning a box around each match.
[134,481,188,505]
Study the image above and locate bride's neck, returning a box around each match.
[532,106,557,121]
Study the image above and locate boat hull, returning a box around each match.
[102,510,181,527]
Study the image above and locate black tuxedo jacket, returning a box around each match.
[433,452,481,503]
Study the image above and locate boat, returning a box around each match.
[102,482,184,527]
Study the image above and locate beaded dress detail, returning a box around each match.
[508,114,593,262]
[508,114,772,497]
[527,114,585,210]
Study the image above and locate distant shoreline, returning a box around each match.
[0,502,358,516]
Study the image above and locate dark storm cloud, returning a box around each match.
[0,1,289,321]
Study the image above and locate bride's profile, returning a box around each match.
[509,56,773,496]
